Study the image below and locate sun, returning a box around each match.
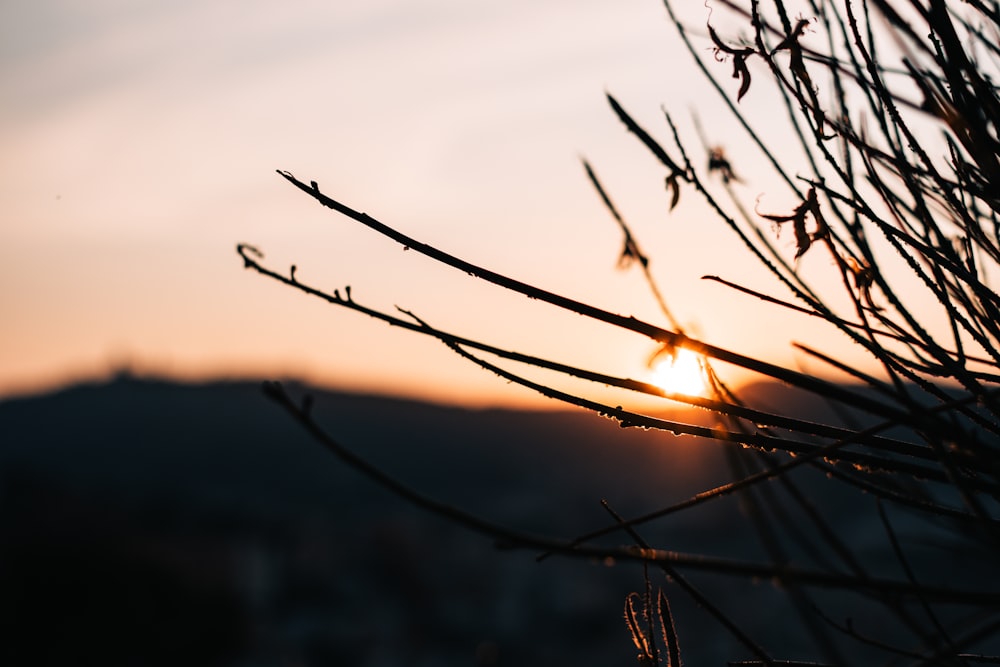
[650,348,709,397]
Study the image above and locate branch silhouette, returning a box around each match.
[240,0,1000,662]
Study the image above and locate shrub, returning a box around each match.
[239,0,1000,663]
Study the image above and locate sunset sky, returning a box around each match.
[1,0,885,407]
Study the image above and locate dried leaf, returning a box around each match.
[665,173,680,210]
[624,593,653,660]
[734,55,752,101]
[771,18,824,128]
[847,256,881,310]
[709,25,756,102]
[708,147,741,183]
[758,188,824,259]
[791,210,812,259]
[657,589,681,667]
[809,194,829,243]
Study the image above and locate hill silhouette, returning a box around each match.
[0,376,736,665]
[3,376,979,665]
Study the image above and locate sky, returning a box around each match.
[1,0,885,407]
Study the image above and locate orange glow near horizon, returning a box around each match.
[0,1,910,408]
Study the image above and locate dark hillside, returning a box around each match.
[1,376,974,665]
[0,377,732,665]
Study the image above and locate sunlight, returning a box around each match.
[650,348,709,397]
